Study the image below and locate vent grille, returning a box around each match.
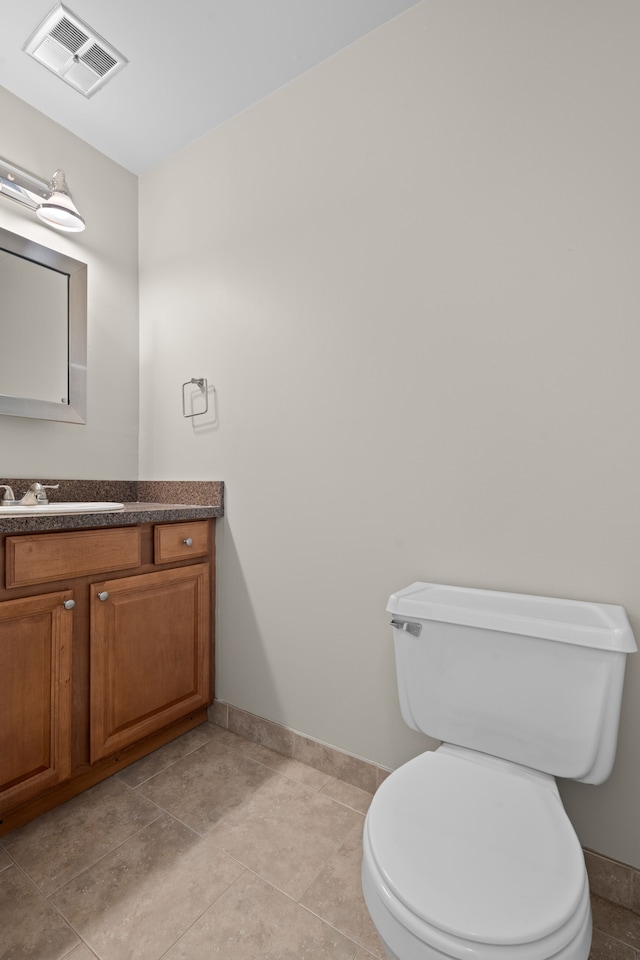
[23,3,127,98]
[50,16,88,53]
[82,43,117,77]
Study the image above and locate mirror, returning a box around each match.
[0,225,87,423]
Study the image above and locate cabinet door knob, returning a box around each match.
[97,591,109,602]
[183,538,193,546]
[62,598,75,610]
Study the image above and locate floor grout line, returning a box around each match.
[155,867,250,960]
[5,856,90,957]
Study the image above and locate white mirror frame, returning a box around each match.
[0,226,87,423]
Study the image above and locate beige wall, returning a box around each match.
[139,0,640,866]
[0,87,139,480]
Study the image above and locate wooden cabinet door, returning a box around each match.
[0,592,73,813]
[90,564,210,762]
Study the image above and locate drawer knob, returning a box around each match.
[62,599,75,610]
[183,538,193,546]
[97,591,109,602]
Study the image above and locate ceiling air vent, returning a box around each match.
[23,3,127,98]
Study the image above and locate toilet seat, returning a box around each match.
[363,746,590,960]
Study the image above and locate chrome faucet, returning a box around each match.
[0,482,59,506]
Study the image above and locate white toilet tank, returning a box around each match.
[388,583,637,784]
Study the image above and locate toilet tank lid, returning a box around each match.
[387,582,637,652]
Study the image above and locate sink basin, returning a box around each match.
[0,502,125,517]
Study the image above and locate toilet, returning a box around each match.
[362,582,637,960]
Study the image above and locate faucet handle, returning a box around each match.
[30,482,59,503]
[0,485,15,502]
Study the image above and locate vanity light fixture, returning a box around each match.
[0,157,85,232]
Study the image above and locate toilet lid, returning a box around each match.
[366,748,586,946]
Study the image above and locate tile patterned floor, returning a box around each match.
[0,722,385,960]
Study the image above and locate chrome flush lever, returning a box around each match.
[390,618,422,637]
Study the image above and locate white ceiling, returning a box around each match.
[0,0,420,175]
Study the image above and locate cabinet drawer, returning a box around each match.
[154,521,209,563]
[6,527,142,588]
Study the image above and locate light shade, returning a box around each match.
[0,158,85,232]
[35,170,85,232]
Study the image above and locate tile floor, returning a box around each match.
[0,721,385,960]
[2,719,633,960]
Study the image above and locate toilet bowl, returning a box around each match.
[362,582,636,960]
[362,745,591,960]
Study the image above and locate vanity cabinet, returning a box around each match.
[0,519,215,834]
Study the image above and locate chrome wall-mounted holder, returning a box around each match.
[182,377,208,418]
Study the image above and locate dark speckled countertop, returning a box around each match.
[0,480,224,534]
